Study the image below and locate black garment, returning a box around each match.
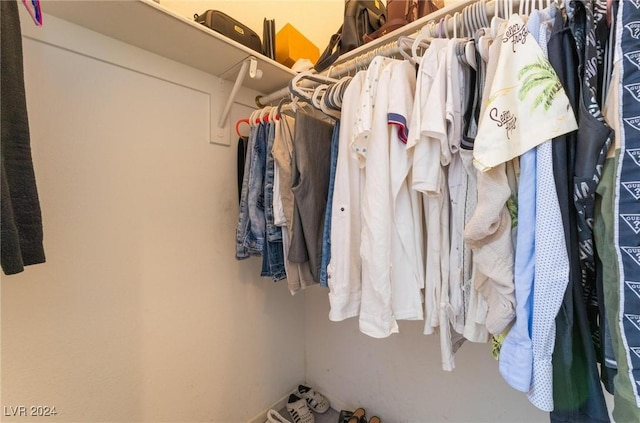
[237,135,248,204]
[548,7,611,423]
[1,0,45,275]
[570,0,614,360]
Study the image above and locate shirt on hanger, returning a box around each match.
[473,14,578,171]
[328,72,366,321]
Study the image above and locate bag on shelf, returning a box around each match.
[314,0,387,72]
[363,0,444,43]
[194,10,262,54]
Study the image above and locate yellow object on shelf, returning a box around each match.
[275,23,319,68]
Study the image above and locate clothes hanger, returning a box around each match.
[456,39,468,66]
[318,84,341,120]
[465,40,477,70]
[249,109,260,127]
[268,106,279,123]
[235,118,251,137]
[333,77,350,109]
[311,84,328,110]
[453,12,460,39]
[412,23,434,62]
[288,71,339,105]
[443,14,452,38]
[21,0,43,26]
[476,28,492,63]
[323,83,338,111]
[479,0,490,29]
[275,97,289,121]
[328,77,348,110]
[398,35,428,64]
[258,106,272,124]
[462,4,472,38]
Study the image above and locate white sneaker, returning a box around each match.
[286,394,314,423]
[266,409,291,423]
[296,385,330,414]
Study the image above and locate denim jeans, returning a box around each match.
[236,124,261,259]
[261,122,286,281]
[319,121,340,287]
[236,123,266,259]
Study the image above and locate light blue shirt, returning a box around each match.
[499,148,536,392]
[527,13,571,412]
[498,9,544,394]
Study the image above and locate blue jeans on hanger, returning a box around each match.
[319,121,340,287]
[261,122,286,281]
[236,123,266,259]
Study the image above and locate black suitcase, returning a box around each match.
[194,10,262,54]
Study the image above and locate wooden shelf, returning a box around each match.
[42,0,296,93]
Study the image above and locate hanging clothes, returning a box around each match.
[239,1,640,418]
[272,114,316,294]
[546,2,612,421]
[597,47,640,423]
[1,0,45,275]
[613,0,640,411]
[262,122,286,282]
[354,56,399,338]
[288,110,335,284]
[327,71,366,321]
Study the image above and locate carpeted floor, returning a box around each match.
[276,406,340,423]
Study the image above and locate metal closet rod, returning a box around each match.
[256,0,545,107]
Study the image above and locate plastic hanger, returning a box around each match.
[275,97,289,121]
[268,106,279,123]
[476,29,491,63]
[443,14,452,38]
[21,0,42,26]
[332,80,344,109]
[318,85,341,120]
[311,84,328,110]
[235,118,250,137]
[465,40,477,70]
[479,0,490,29]
[288,71,339,105]
[399,35,428,64]
[452,12,460,39]
[257,106,272,124]
[463,3,472,38]
[412,22,434,62]
[249,109,260,127]
[335,76,353,109]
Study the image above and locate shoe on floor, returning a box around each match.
[286,394,314,423]
[266,409,291,423]
[295,384,330,413]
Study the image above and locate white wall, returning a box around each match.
[304,289,548,422]
[1,9,305,423]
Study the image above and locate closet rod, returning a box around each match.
[256,0,539,107]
